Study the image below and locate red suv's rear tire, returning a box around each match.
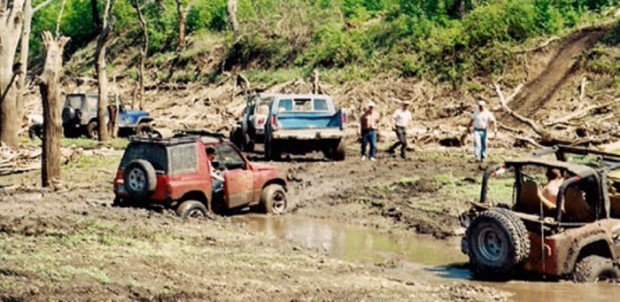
[176,200,207,219]
[123,160,157,200]
[260,184,287,214]
[574,255,620,282]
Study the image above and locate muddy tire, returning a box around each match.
[176,200,207,219]
[326,141,346,161]
[259,184,287,214]
[264,143,281,161]
[466,209,530,279]
[123,160,157,200]
[573,255,620,282]
[86,120,98,139]
[28,124,43,140]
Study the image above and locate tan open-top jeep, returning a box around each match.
[460,145,620,282]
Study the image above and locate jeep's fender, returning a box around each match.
[562,229,615,275]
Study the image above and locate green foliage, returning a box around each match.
[28,0,619,86]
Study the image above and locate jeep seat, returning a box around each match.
[611,194,620,218]
[515,180,545,214]
[563,187,596,222]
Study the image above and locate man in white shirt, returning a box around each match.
[467,101,497,162]
[387,102,412,159]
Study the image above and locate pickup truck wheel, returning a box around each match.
[176,200,207,219]
[123,160,157,200]
[265,143,281,161]
[86,120,98,139]
[326,141,346,161]
[260,184,287,214]
[574,255,620,282]
[466,209,529,279]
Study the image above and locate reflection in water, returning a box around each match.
[233,214,465,266]
[233,215,620,302]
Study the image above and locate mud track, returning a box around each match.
[511,24,612,118]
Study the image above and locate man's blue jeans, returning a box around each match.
[361,129,377,158]
[473,128,487,161]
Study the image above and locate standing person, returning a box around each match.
[387,101,411,159]
[360,102,379,161]
[467,101,497,162]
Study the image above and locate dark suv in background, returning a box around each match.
[62,93,153,138]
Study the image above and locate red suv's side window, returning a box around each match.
[169,144,198,174]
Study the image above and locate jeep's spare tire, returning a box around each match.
[123,160,157,200]
[62,107,76,122]
[466,209,530,278]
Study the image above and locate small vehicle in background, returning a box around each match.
[262,94,347,161]
[61,93,153,139]
[113,131,288,218]
[230,93,273,152]
[460,145,620,282]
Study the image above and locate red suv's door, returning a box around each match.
[225,169,254,208]
[212,143,255,208]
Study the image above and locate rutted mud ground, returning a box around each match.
[0,139,523,301]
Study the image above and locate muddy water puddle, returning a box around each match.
[233,215,620,301]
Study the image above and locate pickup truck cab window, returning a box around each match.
[314,99,329,111]
[278,99,293,112]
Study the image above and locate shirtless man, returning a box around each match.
[538,168,563,210]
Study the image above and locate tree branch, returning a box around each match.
[33,0,54,13]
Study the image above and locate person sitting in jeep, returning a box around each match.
[537,168,564,210]
[207,147,225,193]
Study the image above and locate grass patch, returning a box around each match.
[21,137,128,150]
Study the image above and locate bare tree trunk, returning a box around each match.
[312,68,319,94]
[91,0,102,30]
[16,0,54,121]
[226,0,239,42]
[131,0,148,110]
[0,0,27,148]
[175,0,187,49]
[39,31,69,187]
[107,76,118,137]
[94,0,115,141]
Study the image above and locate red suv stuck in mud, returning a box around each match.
[113,132,288,218]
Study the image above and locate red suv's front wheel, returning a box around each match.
[260,184,287,214]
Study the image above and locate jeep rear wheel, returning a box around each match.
[123,160,157,200]
[574,256,620,282]
[466,209,530,279]
[176,200,207,219]
[86,120,98,139]
[259,184,287,214]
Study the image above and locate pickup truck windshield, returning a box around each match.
[278,98,329,112]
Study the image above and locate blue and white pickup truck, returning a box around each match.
[263,94,347,160]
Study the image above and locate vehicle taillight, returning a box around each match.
[271,115,278,127]
[341,111,347,127]
[258,117,265,125]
